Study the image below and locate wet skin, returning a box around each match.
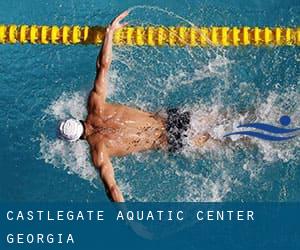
[80,11,209,202]
[84,94,168,157]
[79,11,162,203]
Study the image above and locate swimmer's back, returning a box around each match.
[86,102,167,156]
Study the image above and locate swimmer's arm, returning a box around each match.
[93,30,112,99]
[92,144,125,202]
[94,11,129,99]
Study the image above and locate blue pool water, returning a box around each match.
[0,0,299,202]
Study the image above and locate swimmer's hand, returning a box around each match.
[107,10,129,33]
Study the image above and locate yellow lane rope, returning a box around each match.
[0,25,299,46]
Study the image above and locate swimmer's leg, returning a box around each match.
[192,133,254,148]
[190,115,217,147]
[192,132,211,147]
[189,108,259,148]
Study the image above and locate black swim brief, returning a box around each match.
[166,108,191,153]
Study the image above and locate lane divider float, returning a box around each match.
[0,25,299,46]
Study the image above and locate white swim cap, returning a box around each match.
[58,118,84,142]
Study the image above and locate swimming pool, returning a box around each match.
[0,0,299,202]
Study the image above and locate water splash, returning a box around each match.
[37,6,300,202]
[39,89,300,202]
[39,134,98,185]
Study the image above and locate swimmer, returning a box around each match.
[58,11,210,202]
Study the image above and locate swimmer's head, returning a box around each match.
[57,118,84,142]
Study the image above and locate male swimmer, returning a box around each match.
[58,11,210,202]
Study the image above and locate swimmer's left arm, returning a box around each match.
[93,11,129,100]
[92,143,125,202]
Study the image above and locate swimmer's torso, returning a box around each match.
[85,92,167,156]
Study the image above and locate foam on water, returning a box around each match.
[38,6,299,202]
[39,92,98,185]
[175,163,234,202]
[39,135,97,183]
[183,89,300,160]
[38,82,300,202]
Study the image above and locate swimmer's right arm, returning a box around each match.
[93,11,129,100]
[92,143,125,202]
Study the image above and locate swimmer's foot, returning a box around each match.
[193,133,210,147]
